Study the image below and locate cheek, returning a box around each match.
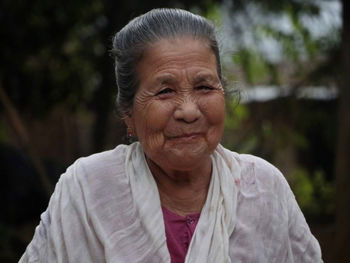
[136,102,175,160]
[201,95,226,142]
[134,100,174,143]
[203,95,226,125]
[142,102,174,131]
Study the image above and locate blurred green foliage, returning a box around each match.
[1,0,105,114]
[222,98,336,221]
[217,0,339,223]
[290,168,335,219]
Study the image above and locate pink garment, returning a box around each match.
[162,207,200,263]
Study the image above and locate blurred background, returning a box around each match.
[0,0,349,262]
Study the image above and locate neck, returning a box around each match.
[146,156,212,217]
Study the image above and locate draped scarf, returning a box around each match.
[125,142,241,263]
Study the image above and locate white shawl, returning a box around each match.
[126,142,241,263]
[20,142,323,262]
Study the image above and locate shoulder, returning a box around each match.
[54,144,131,207]
[221,146,290,197]
[62,144,129,183]
[49,144,134,226]
[238,153,287,185]
[70,144,128,175]
[21,145,132,262]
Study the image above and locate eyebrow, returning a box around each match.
[153,73,219,86]
[154,75,177,84]
[192,73,219,84]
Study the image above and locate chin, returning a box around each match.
[164,144,213,169]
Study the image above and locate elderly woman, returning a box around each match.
[20,8,322,263]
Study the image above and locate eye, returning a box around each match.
[156,87,174,98]
[157,88,173,94]
[195,86,215,91]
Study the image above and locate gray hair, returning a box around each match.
[111,8,223,116]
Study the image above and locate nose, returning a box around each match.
[173,96,200,123]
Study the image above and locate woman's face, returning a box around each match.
[125,36,225,172]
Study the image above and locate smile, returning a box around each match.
[168,133,202,141]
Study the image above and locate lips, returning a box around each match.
[168,132,202,140]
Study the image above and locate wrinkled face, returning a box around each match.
[125,36,226,172]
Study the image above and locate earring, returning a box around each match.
[127,127,134,138]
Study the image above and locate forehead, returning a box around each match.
[137,36,218,82]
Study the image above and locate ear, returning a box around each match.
[124,115,136,136]
[124,114,133,127]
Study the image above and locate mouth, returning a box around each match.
[168,133,202,141]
